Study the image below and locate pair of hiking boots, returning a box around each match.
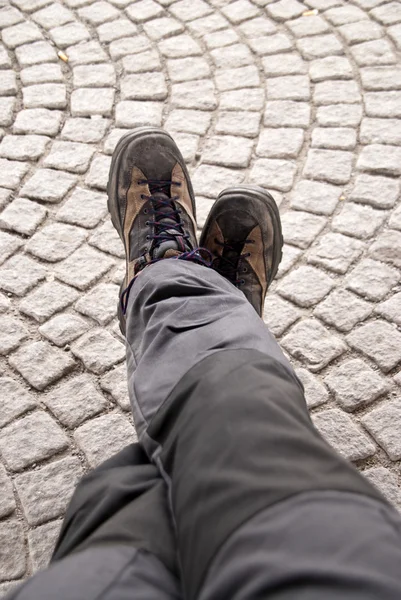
[107,127,283,333]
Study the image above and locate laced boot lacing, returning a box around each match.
[120,178,212,313]
[213,238,254,288]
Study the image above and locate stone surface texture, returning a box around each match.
[1,0,401,588]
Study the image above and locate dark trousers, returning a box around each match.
[8,261,401,600]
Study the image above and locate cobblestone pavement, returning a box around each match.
[1,0,401,590]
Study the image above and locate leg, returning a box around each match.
[6,444,181,600]
[127,259,401,600]
[108,129,401,599]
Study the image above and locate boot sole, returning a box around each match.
[200,185,283,284]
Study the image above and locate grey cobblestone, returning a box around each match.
[20,281,79,322]
[313,409,376,461]
[72,328,125,373]
[203,135,253,167]
[216,111,260,138]
[256,128,304,158]
[39,313,90,346]
[308,232,365,274]
[57,187,108,227]
[278,265,334,307]
[14,108,63,137]
[45,374,107,428]
[295,367,329,409]
[332,202,387,239]
[282,318,347,372]
[369,229,401,268]
[309,56,353,83]
[304,148,353,184]
[266,75,310,101]
[0,523,25,581]
[73,64,116,88]
[220,88,264,111]
[2,22,43,49]
[316,103,362,127]
[0,254,47,296]
[389,204,401,230]
[250,33,293,56]
[363,467,401,509]
[74,413,136,467]
[249,158,297,192]
[281,210,326,248]
[61,117,109,144]
[0,231,23,266]
[0,316,28,355]
[100,365,130,411]
[349,173,400,208]
[345,258,399,301]
[347,320,401,372]
[32,3,74,29]
[0,377,36,428]
[365,91,401,118]
[325,358,389,411]
[0,463,16,519]
[15,41,57,67]
[351,39,396,66]
[263,293,302,337]
[28,520,61,572]
[314,288,372,332]
[360,117,401,145]
[264,100,310,128]
[287,14,329,37]
[362,399,401,460]
[75,282,119,325]
[49,22,91,47]
[338,20,383,45]
[262,53,306,77]
[311,127,356,150]
[55,244,114,290]
[23,83,67,110]
[45,141,95,174]
[0,411,69,470]
[15,457,83,525]
[21,168,77,203]
[123,50,161,73]
[115,101,163,127]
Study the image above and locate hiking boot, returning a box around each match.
[107,127,201,333]
[200,185,283,317]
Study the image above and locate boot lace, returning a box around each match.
[213,238,254,287]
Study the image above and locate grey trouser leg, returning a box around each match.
[6,445,181,600]
[125,260,401,600]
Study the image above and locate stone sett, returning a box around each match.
[339,20,383,45]
[287,14,329,37]
[249,33,293,56]
[15,41,57,67]
[303,149,354,185]
[277,244,303,278]
[308,232,365,275]
[238,16,276,38]
[192,164,245,198]
[15,456,83,525]
[0,98,15,127]
[266,75,310,101]
[389,205,401,230]
[0,316,28,355]
[249,158,297,192]
[347,320,401,373]
[56,187,108,228]
[109,35,151,60]
[45,374,108,428]
[55,245,114,290]
[360,66,401,91]
[123,50,161,73]
[262,54,306,77]
[74,413,136,467]
[86,154,112,190]
[28,520,61,573]
[357,144,401,176]
[313,409,376,462]
[2,22,43,49]
[220,89,265,111]
[97,18,137,43]
[49,22,91,47]
[317,104,362,127]
[281,318,347,372]
[100,365,130,411]
[204,29,240,49]
[345,258,399,302]
[125,0,164,22]
[0,254,47,296]
[314,288,372,333]
[365,91,401,118]
[371,2,401,26]
[360,118,401,145]
[23,84,67,110]
[72,328,125,374]
[32,3,74,29]
[351,40,396,67]
[39,313,90,347]
[75,283,119,325]
[73,64,116,88]
[311,127,356,151]
[71,88,115,117]
[45,141,95,174]
[297,34,344,60]
[0,522,25,581]
[202,135,253,168]
[349,173,400,209]
[116,101,163,128]
[369,229,401,268]
[280,210,326,248]
[61,118,110,144]
[21,169,77,203]
[314,80,361,105]
[256,128,304,158]
[325,358,389,411]
[0,463,16,519]
[14,108,63,137]
[264,101,310,128]
[67,41,108,66]
[0,134,50,162]
[215,66,260,92]
[78,1,119,25]
[0,231,23,266]
[0,411,69,471]
[222,0,260,24]
[332,203,387,239]
[19,280,79,323]
[363,467,401,510]
[309,56,353,82]
[215,111,261,138]
[263,293,302,337]
[295,367,329,409]
[362,399,401,461]
[277,265,334,308]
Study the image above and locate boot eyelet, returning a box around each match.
[240,279,245,286]
[145,221,150,226]
[146,235,150,240]
[243,267,247,273]
[143,208,148,214]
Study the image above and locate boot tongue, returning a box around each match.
[151,192,188,259]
